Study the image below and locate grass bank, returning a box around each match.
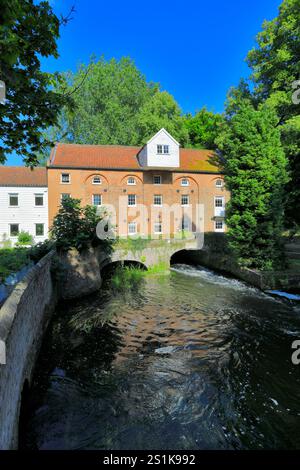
[111,262,170,293]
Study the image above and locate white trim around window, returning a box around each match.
[60,193,71,201]
[34,193,44,207]
[181,178,189,186]
[215,179,223,188]
[153,195,163,206]
[214,196,225,208]
[181,194,189,206]
[154,222,162,234]
[61,173,71,184]
[9,193,19,207]
[9,223,19,237]
[35,223,45,237]
[128,194,136,207]
[215,220,225,232]
[92,175,102,185]
[92,194,102,206]
[127,176,136,185]
[128,222,137,235]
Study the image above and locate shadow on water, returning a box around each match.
[20,263,300,450]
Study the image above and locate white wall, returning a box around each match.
[0,186,48,245]
[139,129,180,168]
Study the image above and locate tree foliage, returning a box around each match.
[0,0,71,166]
[51,57,189,147]
[184,107,223,149]
[217,102,288,270]
[51,197,109,251]
[247,0,300,122]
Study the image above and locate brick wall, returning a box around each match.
[48,168,229,236]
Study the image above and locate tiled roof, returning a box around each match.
[49,143,220,173]
[0,167,47,186]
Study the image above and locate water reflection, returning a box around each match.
[22,264,300,449]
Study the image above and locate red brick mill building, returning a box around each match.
[47,129,228,238]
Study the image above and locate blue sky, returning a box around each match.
[6,0,282,165]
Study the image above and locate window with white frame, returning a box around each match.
[153,175,161,185]
[35,223,44,236]
[61,173,70,184]
[93,175,101,185]
[215,197,224,208]
[127,176,136,185]
[10,224,19,237]
[128,222,137,235]
[157,144,169,154]
[215,179,223,188]
[9,193,18,206]
[35,194,44,206]
[128,194,136,206]
[215,220,224,232]
[92,194,102,206]
[181,194,189,206]
[181,178,189,186]
[153,195,163,206]
[154,222,162,234]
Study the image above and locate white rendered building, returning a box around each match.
[0,167,48,245]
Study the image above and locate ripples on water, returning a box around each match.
[22,264,300,450]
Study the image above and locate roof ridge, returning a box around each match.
[57,142,142,149]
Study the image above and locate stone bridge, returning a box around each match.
[98,235,202,271]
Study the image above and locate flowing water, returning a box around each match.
[22,264,300,450]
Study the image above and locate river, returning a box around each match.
[21,264,300,449]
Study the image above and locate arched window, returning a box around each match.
[127,176,136,185]
[215,179,223,188]
[181,178,189,186]
[92,175,101,185]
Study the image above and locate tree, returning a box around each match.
[184,107,223,149]
[51,197,109,251]
[50,56,189,147]
[137,91,189,145]
[247,0,300,122]
[216,102,288,270]
[246,0,300,230]
[281,116,300,231]
[0,0,71,165]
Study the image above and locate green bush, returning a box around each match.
[111,265,145,292]
[51,197,113,252]
[17,231,33,246]
[0,248,30,283]
[29,240,55,263]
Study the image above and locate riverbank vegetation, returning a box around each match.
[0,248,30,283]
[110,262,170,293]
[215,0,299,270]
[51,197,113,252]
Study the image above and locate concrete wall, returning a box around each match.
[0,251,56,449]
[98,237,200,270]
[181,248,300,291]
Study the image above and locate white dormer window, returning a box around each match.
[181,178,189,186]
[215,179,223,188]
[157,144,169,154]
[127,177,136,185]
[93,176,101,184]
